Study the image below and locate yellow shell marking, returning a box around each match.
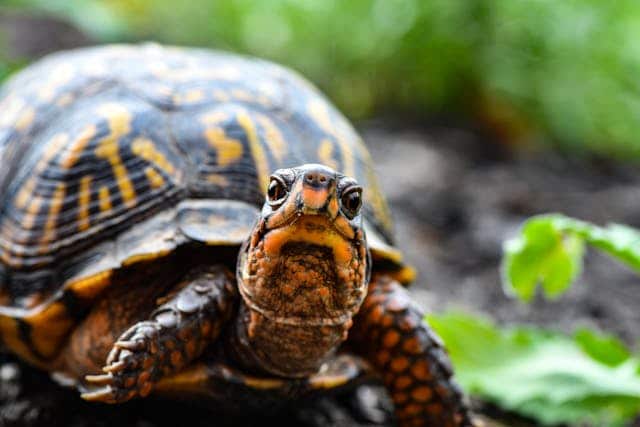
[14,133,69,209]
[94,103,136,207]
[206,174,229,186]
[98,186,112,213]
[308,99,392,229]
[23,197,43,230]
[338,138,355,182]
[40,183,66,246]
[174,89,205,105]
[145,166,165,189]
[131,137,176,175]
[201,111,229,125]
[61,125,97,169]
[205,128,244,167]
[0,97,25,128]
[307,99,355,177]
[37,63,74,102]
[231,89,253,102]
[308,99,335,136]
[212,89,230,102]
[201,111,244,167]
[237,110,269,194]
[28,302,75,359]
[15,107,35,132]
[66,270,113,300]
[256,114,286,163]
[365,162,392,231]
[318,139,339,171]
[78,175,92,231]
[14,177,37,210]
[0,317,40,368]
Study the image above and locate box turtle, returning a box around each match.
[0,44,475,426]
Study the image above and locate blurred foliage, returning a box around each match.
[429,312,640,426]
[502,214,640,302]
[2,0,481,119]
[4,1,640,159]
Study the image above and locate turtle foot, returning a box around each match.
[83,321,161,403]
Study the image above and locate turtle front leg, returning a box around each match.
[348,274,475,427]
[81,265,237,403]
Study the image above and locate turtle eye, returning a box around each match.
[340,187,362,219]
[267,176,288,205]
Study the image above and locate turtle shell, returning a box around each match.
[0,44,410,324]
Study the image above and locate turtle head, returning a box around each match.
[237,163,370,327]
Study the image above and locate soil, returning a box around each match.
[2,12,640,427]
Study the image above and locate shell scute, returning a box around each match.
[0,43,401,326]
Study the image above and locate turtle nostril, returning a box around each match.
[303,170,332,187]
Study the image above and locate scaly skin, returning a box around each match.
[81,265,237,403]
[349,274,475,427]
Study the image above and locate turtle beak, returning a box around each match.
[298,167,337,217]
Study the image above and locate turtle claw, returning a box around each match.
[89,321,162,403]
[81,385,116,403]
[85,373,114,386]
[114,339,145,351]
[103,360,127,373]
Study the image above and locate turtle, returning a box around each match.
[0,44,475,427]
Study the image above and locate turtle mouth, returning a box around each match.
[263,207,357,242]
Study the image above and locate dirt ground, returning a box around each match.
[3,119,639,427]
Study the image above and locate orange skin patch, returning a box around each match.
[301,187,329,211]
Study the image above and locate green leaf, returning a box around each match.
[501,214,585,302]
[502,214,640,302]
[574,328,631,368]
[428,312,640,426]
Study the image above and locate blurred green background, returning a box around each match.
[3,0,640,160]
